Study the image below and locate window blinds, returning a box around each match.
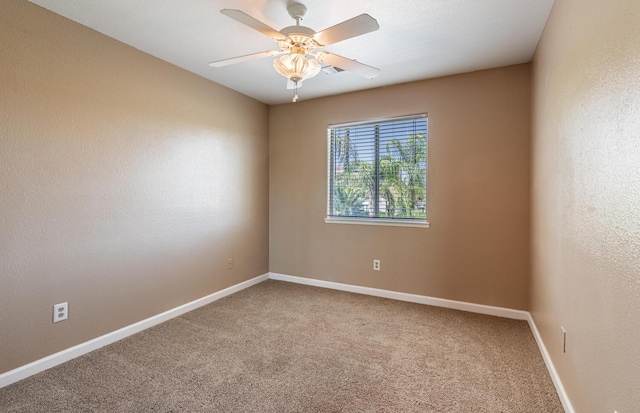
[328,114,428,221]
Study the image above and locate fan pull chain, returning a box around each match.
[293,80,299,102]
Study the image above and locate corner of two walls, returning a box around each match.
[269,64,532,311]
[0,0,269,375]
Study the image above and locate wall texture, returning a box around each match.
[270,65,531,310]
[531,0,640,411]
[0,0,269,374]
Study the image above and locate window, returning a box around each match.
[327,114,428,226]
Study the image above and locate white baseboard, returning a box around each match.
[268,272,529,320]
[269,272,573,412]
[0,273,269,389]
[527,314,575,413]
[2,270,574,413]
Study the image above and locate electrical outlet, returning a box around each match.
[561,326,566,353]
[227,258,233,270]
[373,259,380,271]
[53,302,68,323]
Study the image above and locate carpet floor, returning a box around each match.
[0,280,563,412]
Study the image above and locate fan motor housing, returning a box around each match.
[280,25,316,37]
[278,26,319,54]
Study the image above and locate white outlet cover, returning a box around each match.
[53,302,68,323]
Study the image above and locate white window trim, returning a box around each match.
[326,113,429,227]
[324,217,430,228]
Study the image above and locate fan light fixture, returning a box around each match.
[273,53,320,82]
[272,50,320,102]
[271,4,321,102]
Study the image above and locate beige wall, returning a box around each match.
[0,0,269,374]
[531,0,640,411]
[270,65,531,310]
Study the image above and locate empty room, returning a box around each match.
[1,0,638,412]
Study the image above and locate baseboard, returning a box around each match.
[268,272,529,320]
[269,272,573,412]
[527,314,575,413]
[0,273,269,389]
[2,271,574,413]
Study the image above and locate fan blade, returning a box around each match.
[220,9,282,39]
[313,14,379,46]
[209,50,281,67]
[287,79,303,90]
[316,52,379,79]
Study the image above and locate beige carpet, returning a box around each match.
[0,280,563,412]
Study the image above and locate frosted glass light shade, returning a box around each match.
[273,53,321,82]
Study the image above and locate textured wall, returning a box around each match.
[0,0,269,374]
[531,0,640,411]
[270,65,531,310]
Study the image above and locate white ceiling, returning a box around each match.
[28,0,555,105]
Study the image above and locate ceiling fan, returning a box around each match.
[209,2,380,102]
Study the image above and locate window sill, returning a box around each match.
[324,217,430,228]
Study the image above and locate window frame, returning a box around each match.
[325,114,429,228]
